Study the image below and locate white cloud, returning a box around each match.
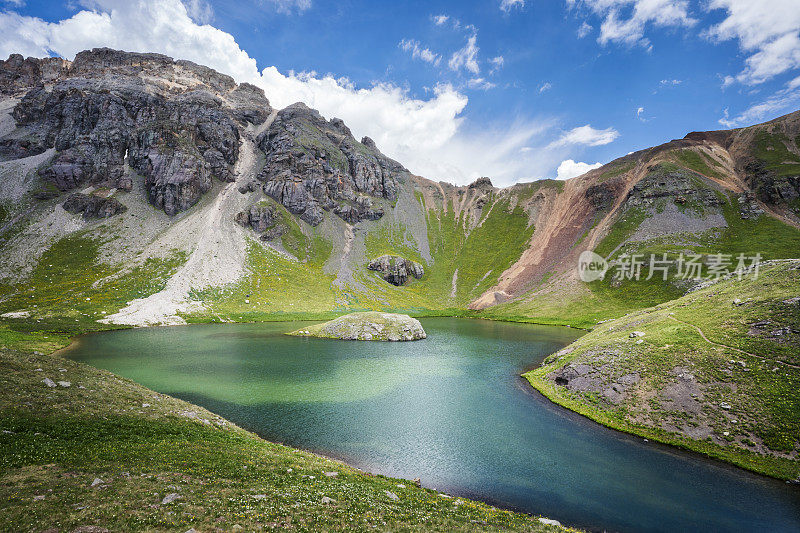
[0,0,603,186]
[705,0,800,85]
[539,82,552,93]
[572,0,696,48]
[448,34,480,75]
[577,21,593,38]
[2,0,25,7]
[551,124,620,147]
[500,0,525,13]
[556,159,602,180]
[659,78,681,86]
[399,39,441,66]
[180,0,213,24]
[265,0,311,14]
[467,78,496,90]
[432,14,449,26]
[489,55,504,74]
[718,76,800,128]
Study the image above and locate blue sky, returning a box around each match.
[2,0,800,185]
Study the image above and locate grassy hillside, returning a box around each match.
[483,160,800,329]
[524,260,800,480]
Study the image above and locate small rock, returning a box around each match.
[385,490,399,501]
[33,495,46,501]
[396,483,405,488]
[723,431,730,436]
[161,493,180,505]
[630,331,645,338]
[733,298,742,306]
[58,381,71,387]
[413,477,421,486]
[232,526,243,532]
[323,471,338,477]
[252,494,266,500]
[43,378,56,388]
[720,402,731,410]
[538,518,562,526]
[321,496,336,505]
[90,478,103,487]
[185,529,197,533]
[142,403,150,408]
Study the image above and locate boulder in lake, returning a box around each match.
[288,311,426,341]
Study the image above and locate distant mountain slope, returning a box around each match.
[0,47,798,328]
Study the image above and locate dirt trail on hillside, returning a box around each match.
[102,112,276,326]
[668,316,800,370]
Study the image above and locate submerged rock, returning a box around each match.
[288,311,426,341]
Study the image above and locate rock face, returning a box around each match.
[62,193,127,219]
[1,48,272,215]
[367,255,424,286]
[234,202,286,241]
[742,160,800,214]
[627,164,721,209]
[254,103,407,226]
[289,312,426,341]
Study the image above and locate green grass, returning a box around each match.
[671,149,725,179]
[190,239,342,320]
[523,260,800,480]
[364,222,425,265]
[0,232,186,334]
[752,130,800,176]
[597,161,635,182]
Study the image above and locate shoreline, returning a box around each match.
[51,313,792,483]
[522,371,800,482]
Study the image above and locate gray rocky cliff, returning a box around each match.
[0,48,272,216]
[254,102,407,226]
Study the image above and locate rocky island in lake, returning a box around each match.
[289,312,426,341]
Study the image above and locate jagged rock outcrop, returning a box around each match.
[737,191,765,219]
[368,255,424,286]
[62,192,127,219]
[1,48,273,215]
[255,103,405,226]
[627,164,721,208]
[742,160,800,212]
[234,202,286,241]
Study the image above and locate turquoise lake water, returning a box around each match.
[65,318,800,532]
